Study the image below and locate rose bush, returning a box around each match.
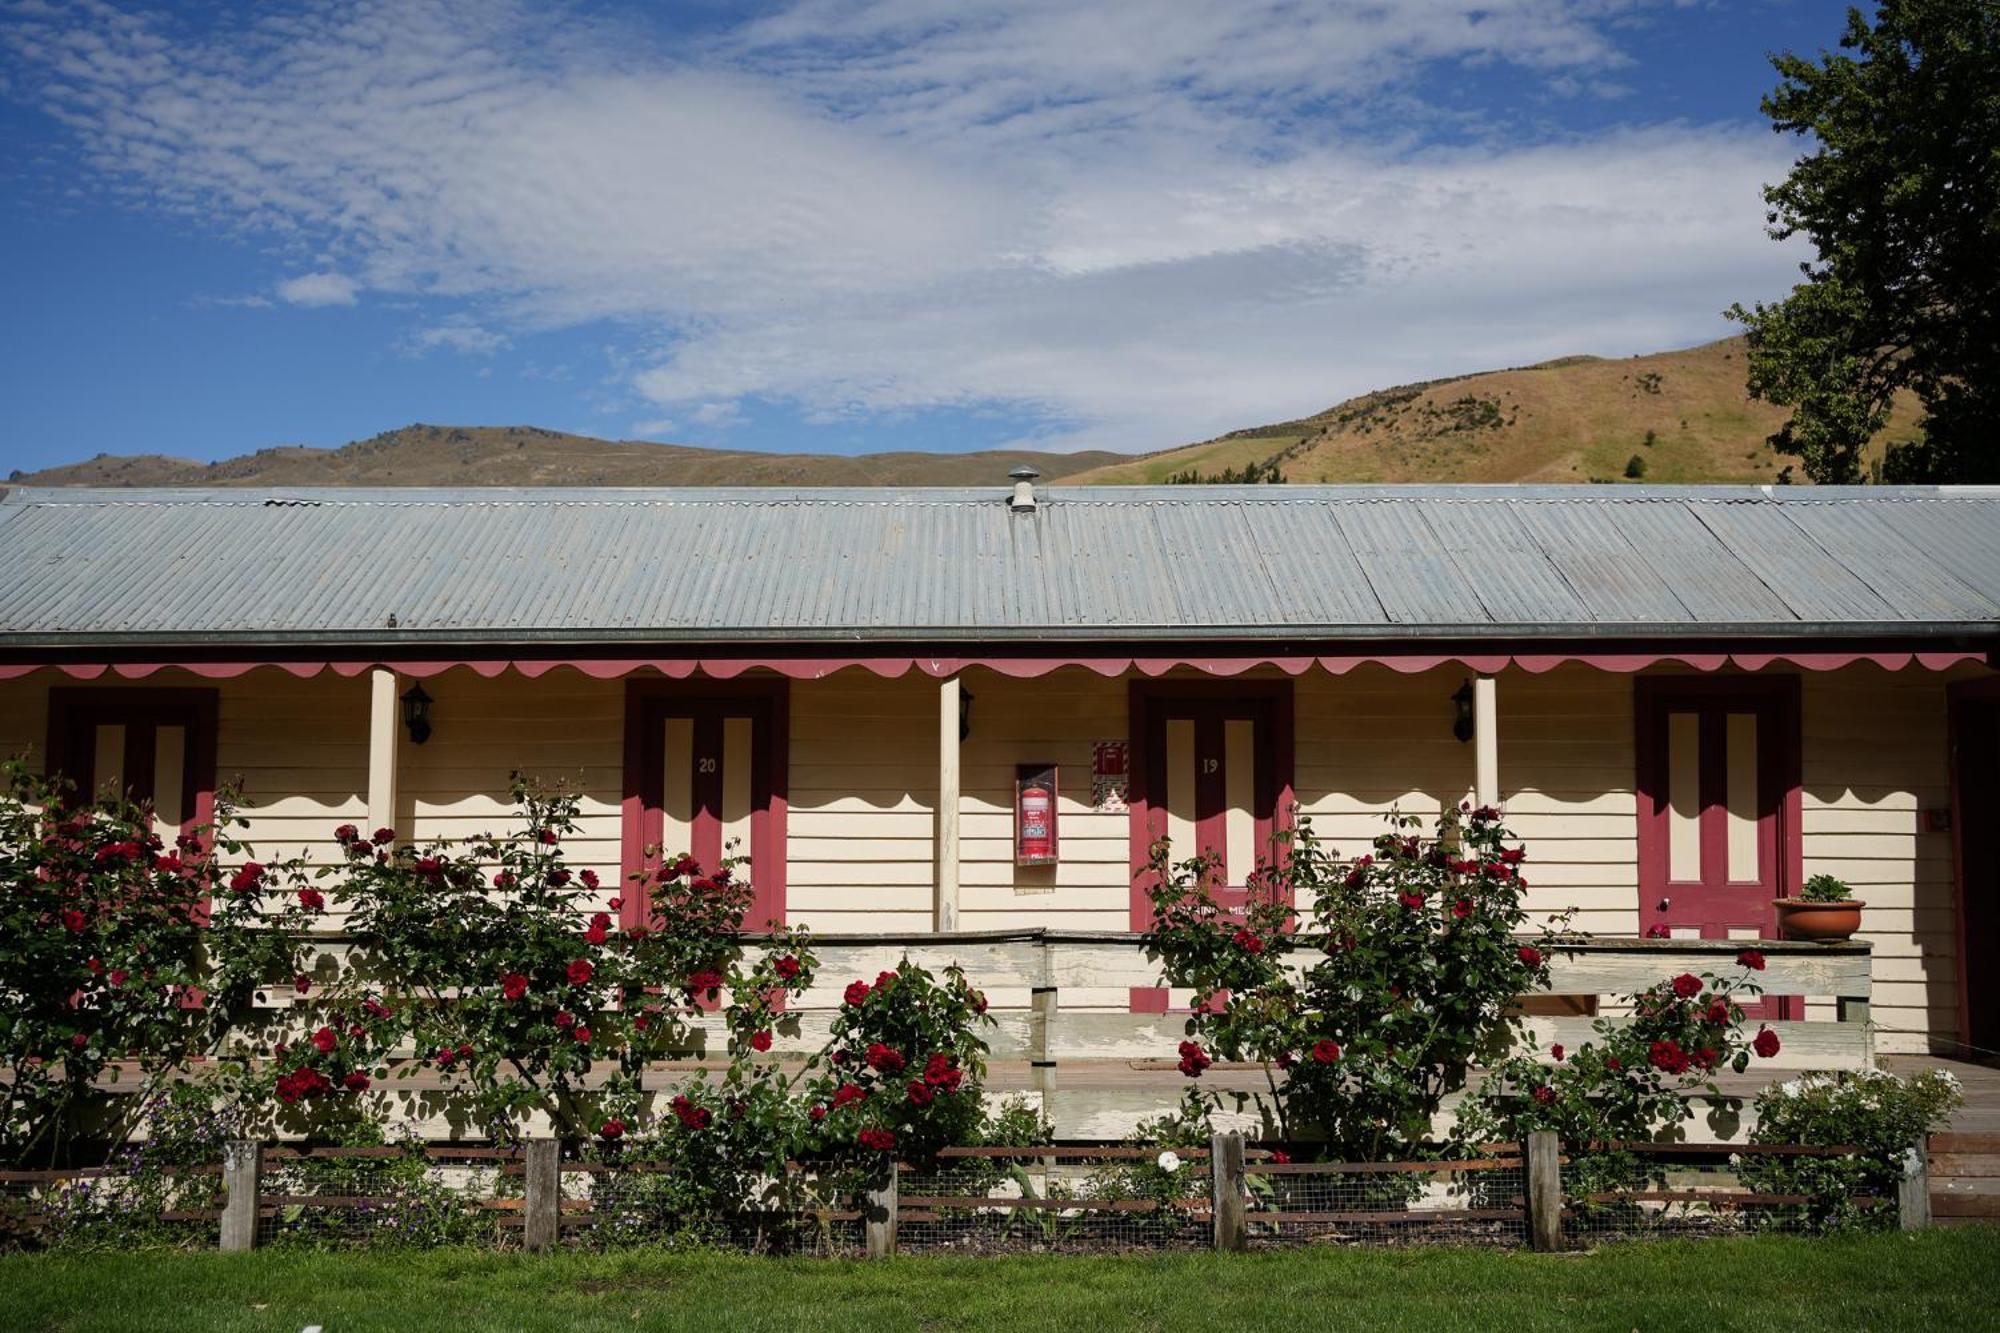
[0,760,315,1163]
[1143,805,1556,1160]
[1462,952,1787,1200]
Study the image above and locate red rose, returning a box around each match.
[1736,949,1767,971]
[71,1032,88,1049]
[108,969,128,987]
[1500,847,1525,865]
[297,887,325,912]
[333,823,360,844]
[371,827,395,846]
[670,854,699,879]
[1312,1039,1341,1064]
[1606,1056,1622,1071]
[567,958,594,986]
[843,980,871,1007]
[1269,1150,1291,1165]
[584,914,610,946]
[670,1095,712,1130]
[1753,1027,1781,1059]
[537,828,560,845]
[436,1046,457,1068]
[85,957,103,975]
[573,1026,591,1044]
[1550,1044,1565,1062]
[971,990,988,1015]
[1670,973,1702,999]
[774,955,801,980]
[687,969,725,997]
[875,970,897,990]
[906,1079,935,1106]
[1176,1039,1211,1078]
[1706,999,1731,1025]
[60,908,87,932]
[858,1128,896,1153]
[311,1026,338,1054]
[1532,1085,1556,1105]
[865,1043,906,1075]
[501,972,529,1001]
[833,1083,866,1108]
[1451,899,1472,919]
[229,862,264,894]
[599,1119,626,1141]
[1233,929,1265,955]
[582,869,601,890]
[344,1072,371,1092]
[809,1104,827,1122]
[633,1014,650,1031]
[555,1011,575,1028]
[1647,1039,1690,1074]
[1397,891,1425,910]
[1693,1047,1719,1070]
[751,1030,773,1052]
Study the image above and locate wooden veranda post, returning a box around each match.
[523,1137,561,1253]
[1525,1130,1563,1252]
[219,1139,261,1252]
[864,1154,898,1258]
[1211,1131,1246,1252]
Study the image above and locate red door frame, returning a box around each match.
[1127,678,1295,929]
[44,687,220,837]
[620,677,789,931]
[1634,675,1802,945]
[1947,675,2000,1052]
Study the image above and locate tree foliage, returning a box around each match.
[1727,1,2000,483]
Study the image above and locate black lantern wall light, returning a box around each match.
[401,682,434,745]
[1451,679,1475,744]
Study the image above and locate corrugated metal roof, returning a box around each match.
[1,484,1996,646]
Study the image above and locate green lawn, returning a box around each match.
[2,1230,1994,1332]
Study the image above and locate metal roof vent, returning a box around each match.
[1008,465,1040,513]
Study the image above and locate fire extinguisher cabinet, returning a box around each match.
[1015,763,1059,867]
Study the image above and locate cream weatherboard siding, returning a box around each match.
[1800,666,1965,1053]
[0,661,1975,1052]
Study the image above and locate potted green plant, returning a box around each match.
[1774,874,1865,942]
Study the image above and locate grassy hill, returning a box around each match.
[1067,337,1917,486]
[8,425,1126,489]
[10,337,1911,490]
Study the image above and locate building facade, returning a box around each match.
[2,483,1995,1068]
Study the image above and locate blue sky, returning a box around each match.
[1,1,1835,474]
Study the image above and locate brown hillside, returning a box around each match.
[1067,337,1917,486]
[11,425,1126,489]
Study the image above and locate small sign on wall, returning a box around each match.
[1091,739,1129,812]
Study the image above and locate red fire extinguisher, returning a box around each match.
[1016,763,1058,866]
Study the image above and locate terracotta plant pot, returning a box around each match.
[1773,898,1865,942]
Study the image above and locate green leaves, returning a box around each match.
[1730,0,2000,483]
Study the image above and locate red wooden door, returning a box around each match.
[1128,683,1293,1011]
[1949,685,2000,1053]
[46,689,218,841]
[623,684,788,932]
[1636,678,1801,1017]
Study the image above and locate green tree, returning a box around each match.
[1728,1,2000,483]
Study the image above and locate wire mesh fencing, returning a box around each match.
[1241,1151,1529,1248]
[254,1144,508,1249]
[895,1147,1212,1255]
[561,1157,863,1256]
[1560,1143,1897,1243]
[1,1158,223,1249]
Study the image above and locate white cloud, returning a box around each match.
[276,271,358,307]
[407,319,508,356]
[0,0,1805,451]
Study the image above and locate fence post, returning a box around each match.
[1898,1142,1932,1231]
[1210,1131,1246,1252]
[219,1140,261,1252]
[523,1137,561,1253]
[1524,1131,1563,1252]
[864,1154,898,1259]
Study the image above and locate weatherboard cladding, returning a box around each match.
[0,485,1996,645]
